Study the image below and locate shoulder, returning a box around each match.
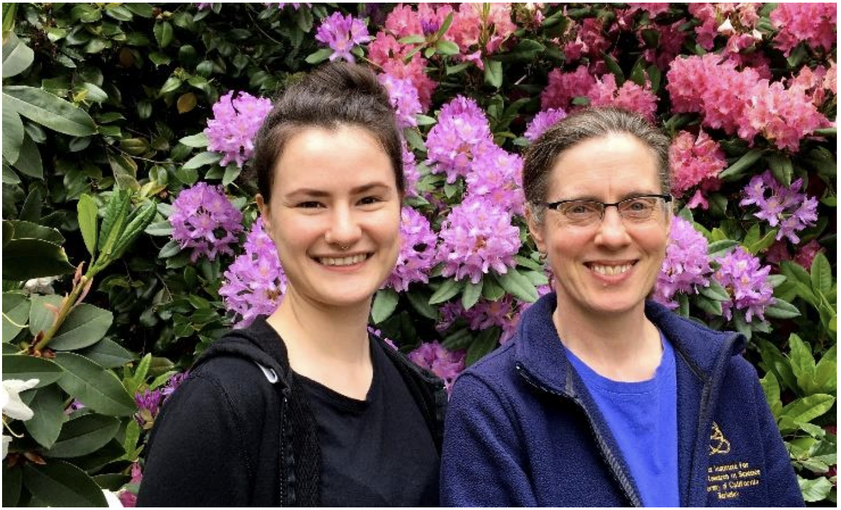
[449,340,523,415]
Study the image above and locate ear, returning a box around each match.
[256,194,272,232]
[525,206,547,255]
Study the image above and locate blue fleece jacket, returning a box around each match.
[440,294,804,507]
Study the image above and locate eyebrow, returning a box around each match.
[558,190,662,202]
[285,182,393,199]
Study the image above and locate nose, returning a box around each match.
[325,205,362,249]
[594,206,631,248]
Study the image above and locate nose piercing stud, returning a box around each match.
[340,245,350,251]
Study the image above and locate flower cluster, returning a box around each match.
[465,145,525,216]
[689,3,765,71]
[446,3,517,67]
[134,371,189,430]
[170,183,244,262]
[436,197,521,284]
[408,341,466,392]
[383,208,438,292]
[425,96,494,184]
[667,54,830,152]
[713,247,775,323]
[770,3,836,57]
[669,130,727,209]
[740,171,818,245]
[219,218,287,327]
[654,217,713,309]
[541,65,657,121]
[402,140,420,197]
[524,108,567,142]
[205,91,273,168]
[315,12,371,63]
[379,73,422,129]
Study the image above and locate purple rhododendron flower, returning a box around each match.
[379,73,422,129]
[204,91,273,168]
[315,12,371,63]
[466,145,525,216]
[219,218,287,328]
[713,247,775,323]
[436,196,521,284]
[170,182,244,262]
[382,208,438,292]
[425,96,495,184]
[524,108,567,141]
[402,140,420,197]
[654,217,713,309]
[408,341,466,392]
[740,171,818,244]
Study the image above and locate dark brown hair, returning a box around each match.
[523,107,670,223]
[251,62,404,202]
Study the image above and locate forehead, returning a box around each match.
[273,126,395,192]
[548,133,661,198]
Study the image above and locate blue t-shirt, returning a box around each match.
[565,333,679,507]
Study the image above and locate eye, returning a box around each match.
[297,201,324,209]
[561,201,600,217]
[358,196,382,206]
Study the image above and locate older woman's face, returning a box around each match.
[527,133,670,319]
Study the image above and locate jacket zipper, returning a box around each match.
[515,362,642,507]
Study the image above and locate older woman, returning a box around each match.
[440,108,803,507]
[138,63,445,506]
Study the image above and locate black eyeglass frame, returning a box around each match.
[542,194,673,219]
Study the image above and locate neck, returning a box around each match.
[553,299,662,382]
[266,287,373,398]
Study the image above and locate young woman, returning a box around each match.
[440,107,803,507]
[138,63,445,507]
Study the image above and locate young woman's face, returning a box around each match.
[527,133,670,319]
[258,125,401,310]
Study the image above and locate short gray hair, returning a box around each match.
[523,107,670,224]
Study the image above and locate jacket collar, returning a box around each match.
[513,292,747,395]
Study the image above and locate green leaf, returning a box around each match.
[768,152,793,187]
[97,190,130,253]
[698,280,730,302]
[3,86,96,136]
[483,59,503,88]
[144,220,172,236]
[435,40,460,56]
[398,35,426,45]
[110,200,157,260]
[7,220,64,245]
[2,105,23,164]
[799,477,833,503]
[787,334,815,391]
[719,148,765,181]
[179,132,208,148]
[13,132,43,178]
[810,252,832,296]
[182,150,222,170]
[159,76,182,95]
[24,384,66,449]
[23,461,107,507]
[429,279,464,305]
[481,274,506,301]
[813,344,836,394]
[126,3,154,17]
[760,372,781,418]
[695,295,722,316]
[3,463,22,507]
[125,353,152,396]
[45,413,120,458]
[497,269,538,302]
[2,239,74,280]
[763,299,801,320]
[108,152,139,190]
[466,327,500,366]
[2,292,29,342]
[222,165,241,186]
[2,31,34,78]
[78,338,134,369]
[55,352,137,416]
[781,394,835,427]
[1,355,64,388]
[49,304,113,351]
[77,194,98,258]
[29,294,62,335]
[153,21,173,48]
[405,290,438,320]
[461,279,484,310]
[371,288,399,324]
[305,48,333,65]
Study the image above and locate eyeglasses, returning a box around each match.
[543,194,672,227]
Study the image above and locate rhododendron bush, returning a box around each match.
[1,3,836,505]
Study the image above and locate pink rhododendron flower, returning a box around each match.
[669,130,727,202]
[586,74,659,122]
[771,3,836,56]
[793,240,825,270]
[541,65,597,110]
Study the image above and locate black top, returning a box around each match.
[299,340,439,507]
[136,317,447,507]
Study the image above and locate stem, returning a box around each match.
[32,271,95,352]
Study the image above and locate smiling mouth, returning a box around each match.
[585,261,636,276]
[317,253,370,266]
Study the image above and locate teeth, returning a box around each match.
[319,254,368,266]
[590,264,632,276]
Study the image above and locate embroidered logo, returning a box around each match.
[709,421,731,455]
